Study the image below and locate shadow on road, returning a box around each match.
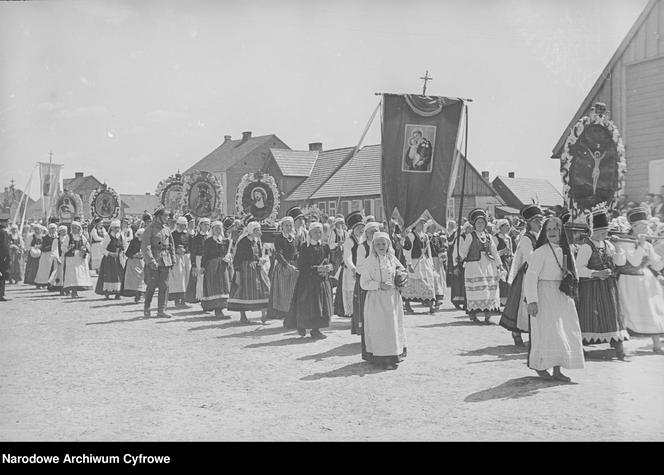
[156,315,226,325]
[216,325,290,340]
[90,301,142,309]
[583,348,617,360]
[86,315,155,325]
[459,344,528,363]
[418,321,486,329]
[465,376,575,402]
[190,321,263,332]
[297,342,361,362]
[244,336,317,349]
[301,361,384,380]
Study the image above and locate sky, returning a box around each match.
[0,0,651,200]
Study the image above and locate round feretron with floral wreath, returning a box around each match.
[52,189,84,223]
[155,172,185,214]
[181,171,223,218]
[235,172,280,224]
[89,184,121,220]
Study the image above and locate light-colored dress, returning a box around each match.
[524,244,585,371]
[613,239,664,335]
[341,236,359,316]
[459,231,501,313]
[62,234,93,291]
[360,253,407,357]
[35,234,58,286]
[90,227,106,272]
[401,231,436,303]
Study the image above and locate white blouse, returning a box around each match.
[575,239,626,278]
[508,231,536,284]
[524,244,577,304]
[360,254,404,291]
[613,240,664,272]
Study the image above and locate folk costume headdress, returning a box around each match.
[468,208,487,226]
[588,203,609,233]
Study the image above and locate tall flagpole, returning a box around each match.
[455,103,469,264]
[13,165,36,225]
[19,164,37,235]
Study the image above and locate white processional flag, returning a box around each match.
[39,162,64,218]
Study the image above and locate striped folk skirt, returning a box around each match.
[431,256,446,300]
[618,273,664,336]
[528,280,585,371]
[577,276,628,344]
[24,254,40,285]
[95,254,124,294]
[400,257,436,303]
[64,252,93,291]
[201,257,231,311]
[463,255,500,314]
[227,261,270,311]
[500,265,529,333]
[122,257,145,296]
[267,260,299,319]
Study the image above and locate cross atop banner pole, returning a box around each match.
[420,70,433,95]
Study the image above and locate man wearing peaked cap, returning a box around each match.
[141,204,175,318]
[627,206,649,225]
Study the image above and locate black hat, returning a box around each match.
[559,208,571,225]
[243,214,257,226]
[521,204,543,221]
[93,217,103,225]
[223,216,235,230]
[48,216,59,224]
[627,207,648,224]
[167,212,174,220]
[184,212,194,223]
[590,208,609,231]
[346,211,364,229]
[287,206,305,222]
[468,208,487,224]
[142,212,152,222]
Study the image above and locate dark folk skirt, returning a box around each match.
[95,254,124,295]
[23,255,40,285]
[450,266,466,308]
[500,265,527,333]
[333,266,345,316]
[201,257,230,311]
[267,260,299,319]
[227,261,270,311]
[577,276,627,344]
[286,275,333,330]
[351,273,366,335]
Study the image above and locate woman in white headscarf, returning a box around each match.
[62,221,93,298]
[186,217,211,303]
[24,224,43,286]
[122,227,146,303]
[286,222,334,339]
[351,221,380,335]
[94,220,125,299]
[49,225,69,294]
[228,220,270,323]
[35,223,59,290]
[200,220,232,318]
[89,218,106,273]
[267,216,300,321]
[401,217,438,314]
[168,216,192,308]
[360,232,408,369]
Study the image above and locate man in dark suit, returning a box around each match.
[0,216,11,301]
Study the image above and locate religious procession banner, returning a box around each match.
[381,93,464,229]
[560,102,626,220]
[155,172,185,214]
[235,172,280,225]
[89,184,121,221]
[52,189,84,223]
[182,171,223,219]
[39,161,64,218]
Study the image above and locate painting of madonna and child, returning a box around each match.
[402,124,436,173]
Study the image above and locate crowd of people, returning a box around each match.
[1,197,663,376]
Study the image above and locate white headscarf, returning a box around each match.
[239,221,261,242]
[280,216,295,237]
[307,222,323,245]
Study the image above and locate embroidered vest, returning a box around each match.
[465,232,490,262]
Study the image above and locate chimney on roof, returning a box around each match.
[145,192,150,195]
[241,131,252,142]
[308,142,323,152]
[508,171,515,178]
[224,135,232,142]
[75,172,84,178]
[481,171,490,181]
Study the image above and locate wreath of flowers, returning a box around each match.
[234,172,280,225]
[560,104,626,221]
[181,170,223,218]
[89,183,121,220]
[52,189,84,222]
[155,171,185,213]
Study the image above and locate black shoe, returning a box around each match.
[0,297,8,302]
[297,328,306,337]
[143,309,151,318]
[310,330,327,340]
[114,294,121,300]
[157,311,172,319]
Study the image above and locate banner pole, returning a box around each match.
[19,164,37,235]
[455,103,469,264]
[12,165,35,225]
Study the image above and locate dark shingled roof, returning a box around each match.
[63,175,103,192]
[311,144,382,199]
[120,194,160,216]
[185,135,286,174]
[492,176,563,208]
[286,146,355,201]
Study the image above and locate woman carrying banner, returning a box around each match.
[613,207,664,353]
[186,217,210,304]
[62,221,92,298]
[576,206,628,359]
[352,220,380,335]
[168,216,192,309]
[89,218,106,273]
[268,216,299,321]
[500,205,543,345]
[360,232,408,369]
[35,223,59,290]
[525,216,584,381]
[286,222,334,339]
[95,220,125,299]
[8,224,24,284]
[24,224,43,286]
[335,211,364,319]
[459,209,502,323]
[228,221,270,323]
[122,228,146,303]
[200,220,232,319]
[401,217,438,314]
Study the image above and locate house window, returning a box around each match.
[341,200,350,217]
[318,202,327,215]
[351,200,362,212]
[374,199,383,221]
[328,201,337,217]
[363,199,372,216]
